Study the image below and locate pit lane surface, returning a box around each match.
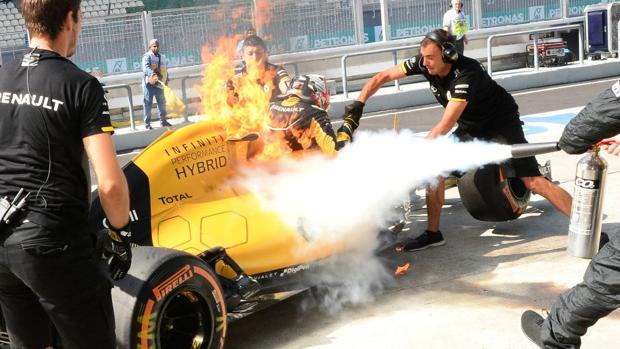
[111,77,620,349]
[222,76,620,349]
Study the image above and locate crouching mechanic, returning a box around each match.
[343,29,572,251]
[521,80,620,349]
[268,74,359,155]
[0,1,131,348]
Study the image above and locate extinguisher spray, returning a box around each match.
[567,145,608,258]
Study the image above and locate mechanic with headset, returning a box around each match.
[0,1,130,348]
[267,74,356,155]
[343,28,572,251]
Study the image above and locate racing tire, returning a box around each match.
[113,246,227,349]
[457,164,531,222]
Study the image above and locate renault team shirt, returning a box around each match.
[401,53,519,132]
[0,49,113,233]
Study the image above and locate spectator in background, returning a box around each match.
[235,27,257,60]
[443,0,469,55]
[142,38,170,129]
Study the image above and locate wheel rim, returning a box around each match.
[157,289,215,349]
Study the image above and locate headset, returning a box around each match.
[424,30,459,64]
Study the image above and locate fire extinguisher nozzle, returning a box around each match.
[510,142,560,159]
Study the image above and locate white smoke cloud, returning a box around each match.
[237,129,512,311]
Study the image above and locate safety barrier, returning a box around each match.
[341,44,420,99]
[486,23,584,76]
[104,84,137,130]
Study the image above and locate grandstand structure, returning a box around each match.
[0,0,145,50]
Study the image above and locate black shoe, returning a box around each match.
[397,230,445,252]
[521,310,544,348]
[145,124,153,130]
[599,231,610,250]
[160,120,172,127]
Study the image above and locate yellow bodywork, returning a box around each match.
[131,123,343,276]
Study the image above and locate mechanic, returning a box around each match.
[267,74,359,155]
[142,38,170,129]
[343,29,572,251]
[0,1,131,348]
[227,35,290,105]
[521,80,620,349]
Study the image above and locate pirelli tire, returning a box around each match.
[113,246,227,349]
[457,164,531,222]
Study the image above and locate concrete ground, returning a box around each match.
[223,127,620,349]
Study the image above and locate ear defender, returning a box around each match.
[425,31,459,63]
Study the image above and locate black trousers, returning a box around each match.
[541,232,620,348]
[0,222,114,349]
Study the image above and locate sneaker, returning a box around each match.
[397,230,445,252]
[521,310,544,347]
[160,120,172,127]
[145,124,153,130]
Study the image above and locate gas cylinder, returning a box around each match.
[567,147,607,258]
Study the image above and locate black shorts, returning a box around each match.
[0,222,114,349]
[453,120,542,178]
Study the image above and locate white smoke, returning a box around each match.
[237,129,512,311]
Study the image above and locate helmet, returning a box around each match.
[451,0,463,5]
[286,74,330,111]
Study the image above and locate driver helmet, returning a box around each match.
[286,74,330,111]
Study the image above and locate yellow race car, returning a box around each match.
[86,122,382,349]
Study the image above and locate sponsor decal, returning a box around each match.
[163,135,225,157]
[174,156,228,179]
[0,92,64,111]
[152,265,194,301]
[279,264,310,277]
[454,84,469,89]
[454,89,468,94]
[157,192,193,205]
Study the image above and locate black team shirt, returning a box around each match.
[401,54,520,132]
[0,49,113,236]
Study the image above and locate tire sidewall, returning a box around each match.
[114,248,226,349]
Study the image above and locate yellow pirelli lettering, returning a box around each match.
[102,126,114,132]
[450,98,467,102]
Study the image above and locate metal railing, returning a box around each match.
[486,24,584,76]
[104,84,137,131]
[341,44,420,99]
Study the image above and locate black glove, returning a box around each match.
[337,101,365,141]
[103,220,132,281]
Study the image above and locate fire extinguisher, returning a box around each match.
[567,144,608,258]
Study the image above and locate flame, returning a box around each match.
[394,263,411,277]
[194,37,296,160]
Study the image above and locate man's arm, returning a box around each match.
[142,53,154,77]
[357,65,407,103]
[83,133,129,229]
[426,100,468,139]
